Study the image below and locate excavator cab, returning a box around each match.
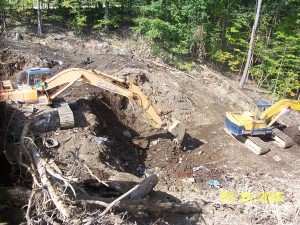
[17,68,54,91]
[250,100,271,120]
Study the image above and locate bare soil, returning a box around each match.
[1,29,300,225]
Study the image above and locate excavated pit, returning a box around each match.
[85,94,148,176]
[59,92,218,186]
[62,91,183,178]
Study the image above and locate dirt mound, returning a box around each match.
[284,125,300,145]
[0,47,25,80]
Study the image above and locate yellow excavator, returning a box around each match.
[225,99,300,154]
[0,68,185,144]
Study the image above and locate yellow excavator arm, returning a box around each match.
[43,68,164,128]
[259,99,300,121]
[0,68,185,144]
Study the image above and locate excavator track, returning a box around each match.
[271,128,294,148]
[55,102,75,129]
[224,128,270,155]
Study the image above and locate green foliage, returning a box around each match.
[61,0,87,31]
[94,18,113,29]
[251,30,300,97]
[0,0,10,11]
[134,0,208,60]
[1,0,299,97]
[204,0,299,97]
[177,61,196,71]
[47,14,64,22]
[211,9,251,71]
[248,0,300,98]
[93,16,120,29]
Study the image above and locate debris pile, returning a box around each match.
[19,122,201,224]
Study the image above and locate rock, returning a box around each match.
[184,178,195,183]
[132,138,149,149]
[94,136,109,145]
[150,139,160,146]
[273,155,281,162]
[123,130,131,137]
[168,120,185,144]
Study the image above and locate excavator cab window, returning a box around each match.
[17,68,54,89]
[29,75,35,86]
[256,106,266,119]
[29,74,49,89]
[251,100,271,120]
[17,71,28,86]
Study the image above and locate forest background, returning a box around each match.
[0,0,299,98]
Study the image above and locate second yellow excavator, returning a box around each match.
[0,68,185,144]
[225,99,299,154]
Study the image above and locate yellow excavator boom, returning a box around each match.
[43,68,163,128]
[259,99,300,120]
[0,68,185,144]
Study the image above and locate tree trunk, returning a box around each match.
[0,11,6,31]
[117,200,202,217]
[0,16,3,36]
[37,0,42,35]
[104,1,109,33]
[240,0,263,88]
[221,0,228,49]
[127,175,158,200]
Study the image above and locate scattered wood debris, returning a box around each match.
[18,121,202,224]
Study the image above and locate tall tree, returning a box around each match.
[240,0,262,88]
[37,0,42,34]
[0,0,7,35]
[104,0,109,33]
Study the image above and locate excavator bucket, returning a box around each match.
[168,119,186,145]
[129,83,186,145]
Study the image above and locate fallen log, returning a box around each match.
[80,175,158,204]
[82,175,158,202]
[82,174,202,223]
[21,123,72,220]
[117,200,202,216]
[84,183,140,225]
[127,174,158,200]
[84,197,202,217]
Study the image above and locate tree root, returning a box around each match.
[17,121,203,224]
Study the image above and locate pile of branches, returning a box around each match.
[17,122,201,224]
